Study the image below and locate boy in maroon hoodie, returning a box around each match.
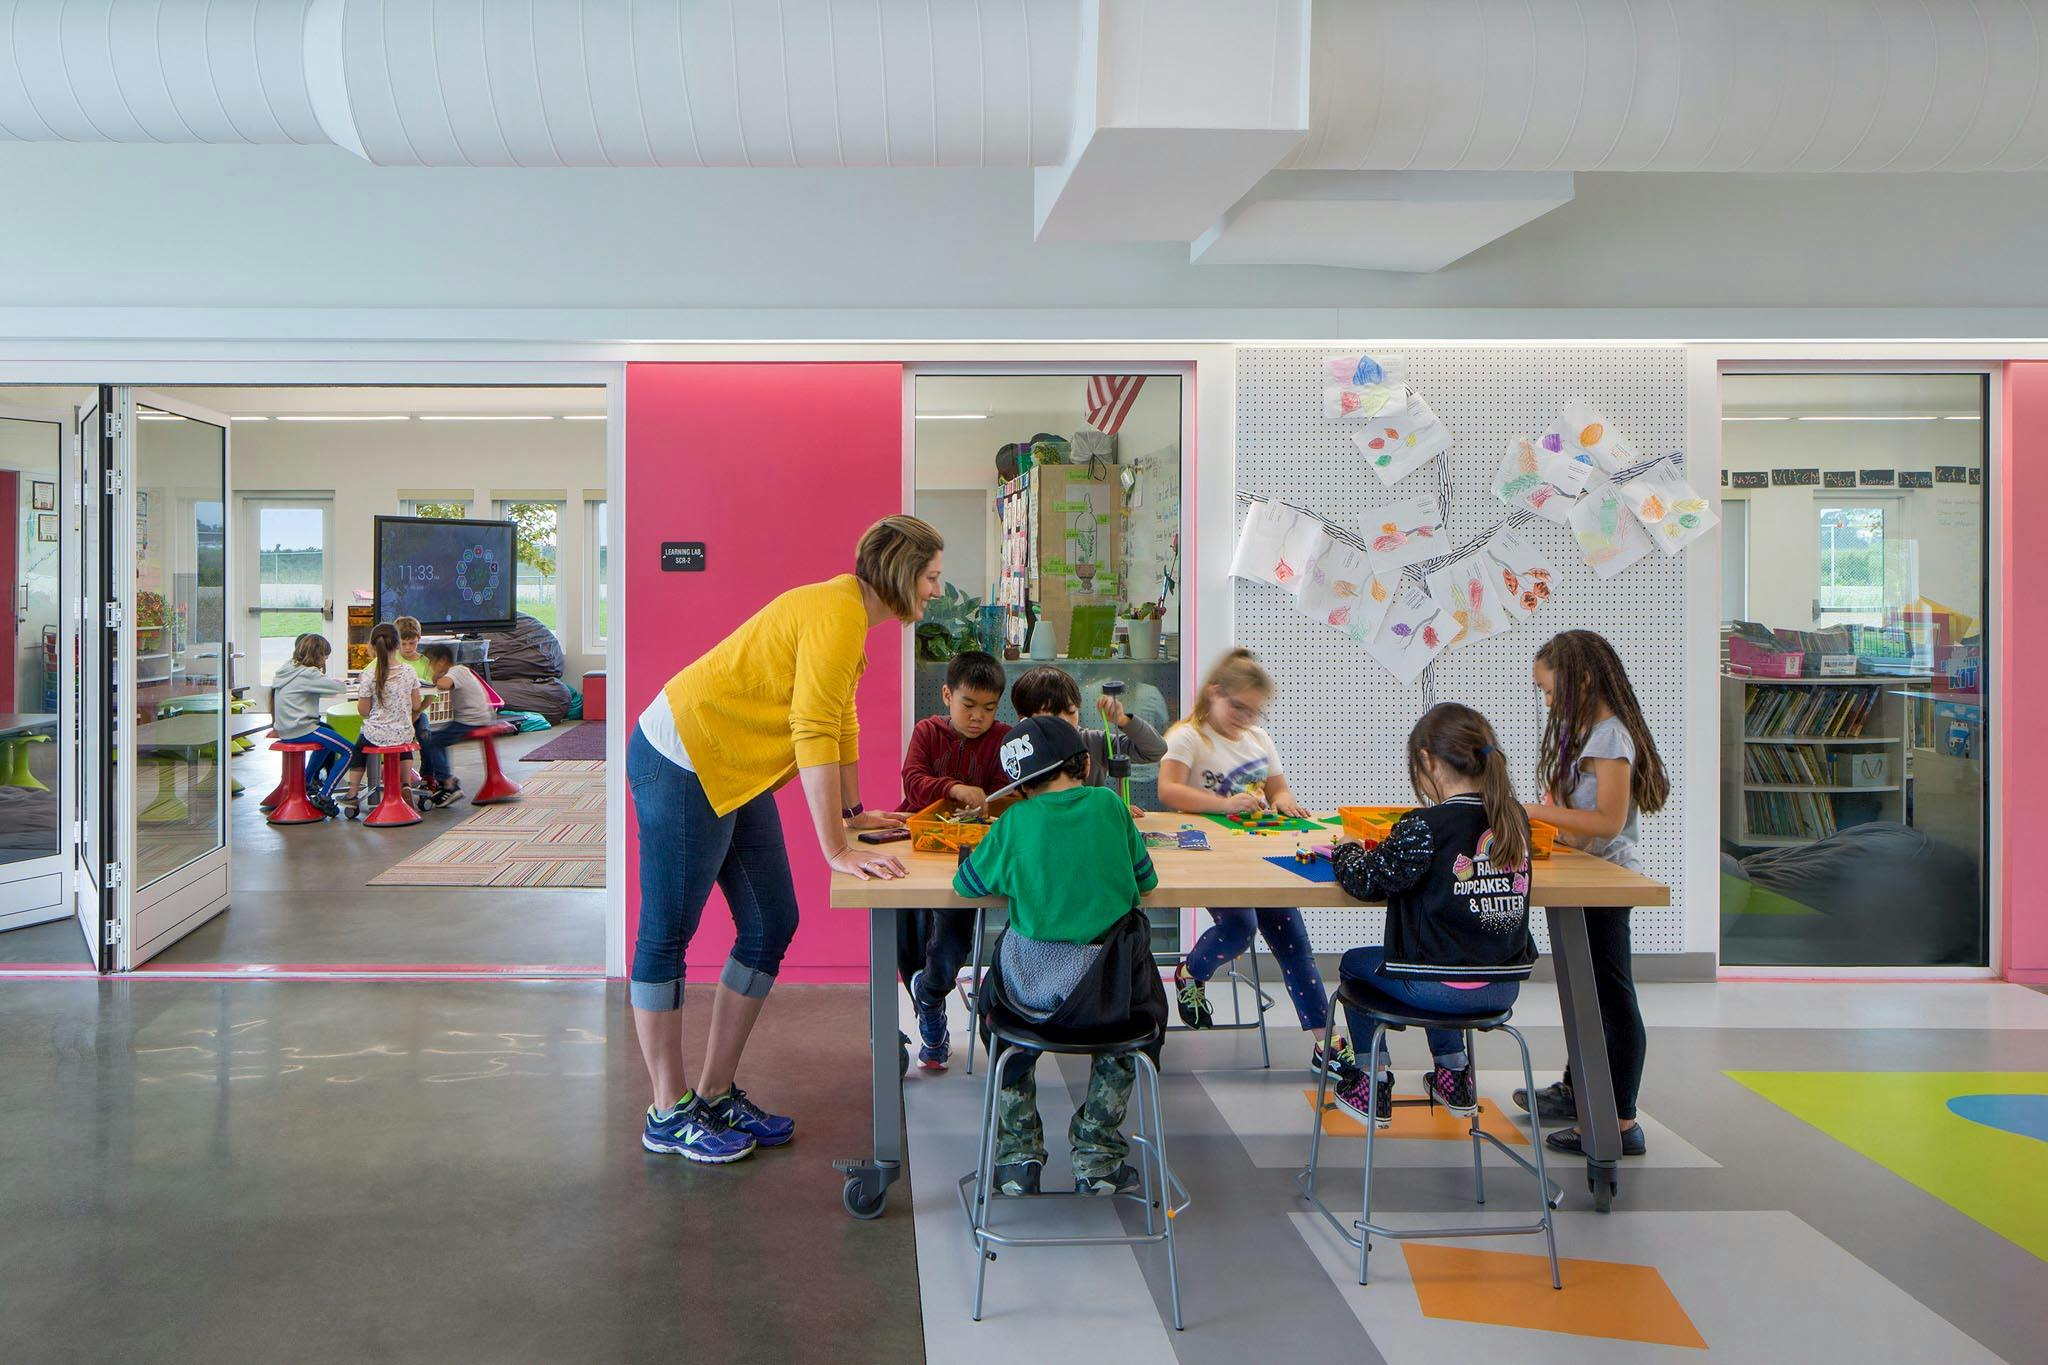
[897,650,1010,1070]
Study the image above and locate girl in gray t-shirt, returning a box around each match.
[1520,631,1670,1156]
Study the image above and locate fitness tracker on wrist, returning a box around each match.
[843,803,864,820]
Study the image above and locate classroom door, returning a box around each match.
[0,405,72,944]
[111,390,234,967]
[241,496,333,683]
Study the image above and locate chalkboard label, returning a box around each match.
[1771,468,1820,487]
[1730,471,1769,489]
[1899,470,1933,489]
[661,542,707,572]
[1859,469,1895,486]
[1823,470,1857,488]
[1969,467,1982,484]
[1936,465,1968,484]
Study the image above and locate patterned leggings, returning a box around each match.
[1185,907,1330,1031]
[995,1047,1136,1179]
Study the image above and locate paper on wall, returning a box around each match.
[1365,578,1452,685]
[1478,525,1557,621]
[1325,382,1404,424]
[1295,535,1376,631]
[1349,389,1452,486]
[1360,495,1446,572]
[1568,480,1654,579]
[1617,459,1717,555]
[1427,556,1513,649]
[1230,499,1326,594]
[1324,354,1409,390]
[1541,402,1639,483]
[1492,436,1580,524]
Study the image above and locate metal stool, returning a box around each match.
[960,1011,1188,1328]
[1299,976,1562,1288]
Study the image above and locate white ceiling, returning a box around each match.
[1721,374,1987,418]
[155,387,606,418]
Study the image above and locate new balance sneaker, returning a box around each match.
[1075,1164,1144,1197]
[994,1159,1042,1197]
[1512,1079,1577,1123]
[641,1096,756,1164]
[708,1085,795,1148]
[1174,963,1214,1030]
[909,970,951,1071]
[1311,1036,1360,1082]
[1333,1070,1396,1129]
[1425,1063,1479,1118]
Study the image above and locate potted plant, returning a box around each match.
[1121,601,1164,660]
[915,584,987,663]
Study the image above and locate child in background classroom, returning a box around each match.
[1156,648,1348,1080]
[417,643,500,809]
[952,716,1164,1196]
[1327,703,1535,1127]
[1518,629,1670,1157]
[394,616,431,793]
[269,633,352,819]
[340,623,425,820]
[1010,665,1169,814]
[896,650,1010,1071]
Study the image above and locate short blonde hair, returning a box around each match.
[854,515,943,622]
[394,615,422,643]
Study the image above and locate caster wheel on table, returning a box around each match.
[1590,1177,1616,1213]
[843,1175,888,1220]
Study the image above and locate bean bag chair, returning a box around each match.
[479,613,567,682]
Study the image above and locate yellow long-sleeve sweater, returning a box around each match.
[660,574,869,816]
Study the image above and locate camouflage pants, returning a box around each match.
[994,1047,1137,1179]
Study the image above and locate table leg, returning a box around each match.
[835,906,904,1220]
[1546,905,1621,1212]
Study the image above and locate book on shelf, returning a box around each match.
[1741,744,1839,786]
[1743,791,1839,840]
[1741,682,1880,739]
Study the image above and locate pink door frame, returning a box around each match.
[2001,363,2042,980]
[622,362,907,984]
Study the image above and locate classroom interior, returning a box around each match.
[0,385,610,972]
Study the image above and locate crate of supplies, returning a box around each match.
[1338,804,1557,858]
[1728,635,1803,678]
[905,796,1017,855]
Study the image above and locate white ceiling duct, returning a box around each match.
[1285,0,2048,173]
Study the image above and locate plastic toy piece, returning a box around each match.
[1293,847,1314,865]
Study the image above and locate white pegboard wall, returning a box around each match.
[1233,346,1688,955]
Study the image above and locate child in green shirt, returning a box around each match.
[953,716,1160,1197]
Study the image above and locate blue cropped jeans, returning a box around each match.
[627,725,800,1011]
[1339,946,1520,1074]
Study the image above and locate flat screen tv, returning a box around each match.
[373,516,518,633]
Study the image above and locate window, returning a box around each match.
[1814,500,1894,627]
[402,498,470,519]
[495,499,563,634]
[585,499,609,650]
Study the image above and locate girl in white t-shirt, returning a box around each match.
[341,623,425,819]
[1157,648,1343,1079]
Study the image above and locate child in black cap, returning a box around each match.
[954,715,1162,1196]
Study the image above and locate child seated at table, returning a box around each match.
[270,633,351,817]
[1009,665,1168,815]
[394,616,431,790]
[896,649,1009,1071]
[1326,702,1535,1128]
[340,624,424,820]
[953,716,1164,1196]
[417,642,499,808]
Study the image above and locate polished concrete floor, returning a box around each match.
[0,727,605,968]
[0,979,920,1364]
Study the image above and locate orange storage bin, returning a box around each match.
[1339,805,1560,859]
[904,796,1015,854]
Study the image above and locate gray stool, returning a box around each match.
[959,1011,1187,1328]
[1298,976,1562,1288]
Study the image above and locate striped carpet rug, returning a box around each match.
[368,760,606,888]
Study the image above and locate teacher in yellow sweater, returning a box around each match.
[627,514,941,1164]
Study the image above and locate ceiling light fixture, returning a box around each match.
[272,415,410,422]
[416,414,557,422]
[559,414,608,421]
[914,413,989,421]
[1795,414,1942,422]
[1721,415,1793,421]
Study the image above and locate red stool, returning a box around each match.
[267,741,326,825]
[259,731,287,810]
[362,743,421,827]
[469,723,523,804]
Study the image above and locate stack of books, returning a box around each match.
[1743,684,1880,739]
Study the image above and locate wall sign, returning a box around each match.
[661,542,707,572]
[1899,470,1933,488]
[1730,471,1769,490]
[1771,468,1820,487]
[1823,470,1857,488]
[1969,467,1982,484]
[1936,466,1968,484]
[1859,469,1895,486]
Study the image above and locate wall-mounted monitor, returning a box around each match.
[373,516,517,633]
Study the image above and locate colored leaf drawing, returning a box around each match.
[1597,496,1620,539]
[1370,578,1389,603]
[1391,621,1413,639]
[1578,422,1605,447]
[1501,472,1543,498]
[1331,578,1359,599]
[1420,624,1440,648]
[1274,557,1296,582]
[1638,493,1666,522]
[1371,532,1404,554]
[1541,432,1563,453]
[1328,606,1351,627]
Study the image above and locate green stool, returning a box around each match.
[0,733,50,790]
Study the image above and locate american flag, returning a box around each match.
[1085,375,1146,435]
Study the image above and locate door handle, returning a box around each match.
[322,599,333,621]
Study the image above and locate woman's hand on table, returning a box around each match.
[828,846,907,880]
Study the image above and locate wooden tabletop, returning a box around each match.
[828,812,1669,910]
[0,713,56,737]
[136,711,276,748]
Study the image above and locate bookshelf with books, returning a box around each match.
[1721,674,1920,848]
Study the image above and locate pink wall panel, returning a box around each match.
[624,363,905,982]
[2002,364,2042,980]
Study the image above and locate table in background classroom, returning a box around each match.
[829,811,1671,1220]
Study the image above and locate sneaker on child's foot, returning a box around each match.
[1174,962,1214,1030]
[994,1159,1042,1197]
[1513,1079,1576,1123]
[425,784,464,810]
[1425,1063,1479,1117]
[1075,1164,1143,1197]
[1334,1070,1396,1129]
[1311,1036,1360,1082]
[707,1085,795,1147]
[641,1095,756,1164]
[908,970,951,1071]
